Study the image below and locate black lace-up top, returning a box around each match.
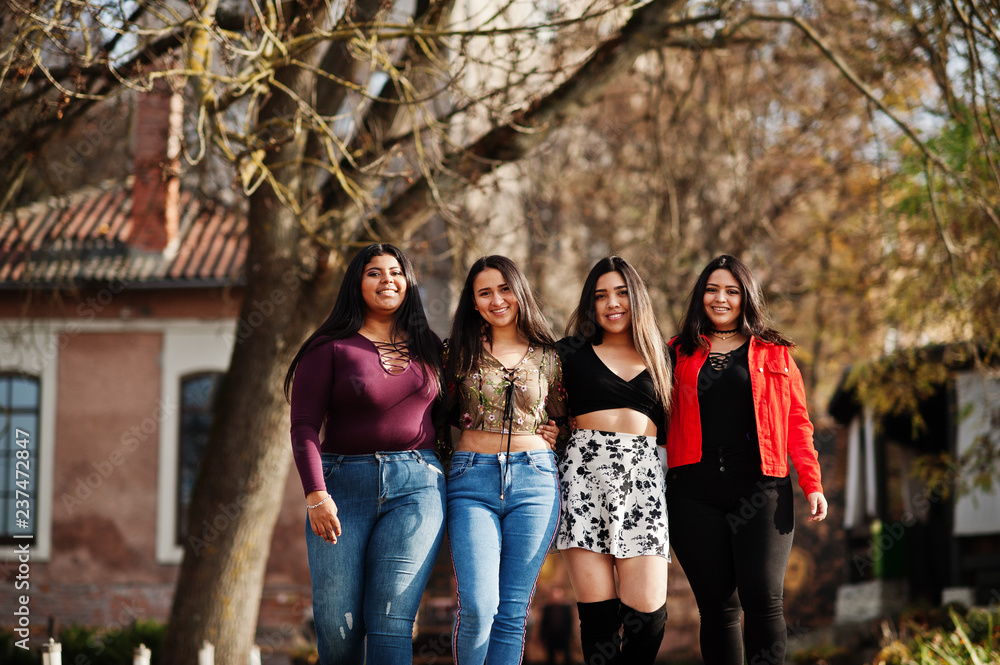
[697,338,759,451]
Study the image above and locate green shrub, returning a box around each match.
[963,607,995,643]
[0,630,42,665]
[874,606,1000,665]
[59,619,167,665]
[0,620,167,665]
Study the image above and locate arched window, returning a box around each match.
[1,374,40,543]
[176,372,223,544]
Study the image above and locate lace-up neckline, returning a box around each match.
[707,349,733,371]
[370,340,410,375]
[707,338,749,371]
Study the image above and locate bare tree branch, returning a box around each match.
[747,11,1000,232]
[365,0,690,242]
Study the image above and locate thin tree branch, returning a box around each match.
[359,0,691,241]
[746,11,1000,233]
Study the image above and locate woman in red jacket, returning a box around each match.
[666,255,828,665]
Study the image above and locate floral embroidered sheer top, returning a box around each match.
[448,343,567,435]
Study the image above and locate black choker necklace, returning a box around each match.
[710,328,739,339]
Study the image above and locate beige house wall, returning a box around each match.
[0,291,312,637]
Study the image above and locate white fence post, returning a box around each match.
[41,638,62,665]
[133,643,152,665]
[199,640,215,665]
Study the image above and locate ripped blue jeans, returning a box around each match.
[306,450,447,665]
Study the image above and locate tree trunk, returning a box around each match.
[161,278,321,665]
[163,4,335,663]
[163,2,695,661]
[161,184,341,662]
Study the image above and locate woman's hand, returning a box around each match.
[306,491,342,544]
[539,419,560,450]
[807,492,828,522]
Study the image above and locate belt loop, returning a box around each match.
[379,455,388,503]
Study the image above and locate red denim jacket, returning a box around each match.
[666,336,824,496]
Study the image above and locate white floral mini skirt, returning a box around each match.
[556,429,669,558]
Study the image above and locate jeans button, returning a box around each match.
[719,466,726,472]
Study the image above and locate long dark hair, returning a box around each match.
[283,243,442,399]
[565,256,672,411]
[675,254,794,356]
[446,255,556,380]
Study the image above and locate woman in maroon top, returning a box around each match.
[284,243,445,665]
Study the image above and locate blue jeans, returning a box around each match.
[306,450,446,665]
[447,450,561,665]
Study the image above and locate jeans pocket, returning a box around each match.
[322,461,336,479]
[447,452,474,480]
[665,467,694,493]
[526,450,557,475]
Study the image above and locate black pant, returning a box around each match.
[545,642,573,665]
[666,457,794,665]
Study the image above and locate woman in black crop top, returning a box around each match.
[555,256,672,665]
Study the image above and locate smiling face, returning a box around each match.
[360,254,407,315]
[473,267,519,329]
[594,271,632,335]
[702,268,742,330]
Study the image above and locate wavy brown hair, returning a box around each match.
[565,256,672,412]
[446,255,556,380]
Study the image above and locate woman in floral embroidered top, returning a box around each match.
[444,255,567,665]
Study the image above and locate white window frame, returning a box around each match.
[0,325,58,562]
[156,321,234,563]
[953,370,1000,535]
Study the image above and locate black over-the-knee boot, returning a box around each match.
[619,602,667,664]
[577,599,622,665]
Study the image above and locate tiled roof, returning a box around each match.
[0,178,247,288]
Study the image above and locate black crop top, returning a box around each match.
[557,338,666,443]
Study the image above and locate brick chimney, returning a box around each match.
[130,79,182,253]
